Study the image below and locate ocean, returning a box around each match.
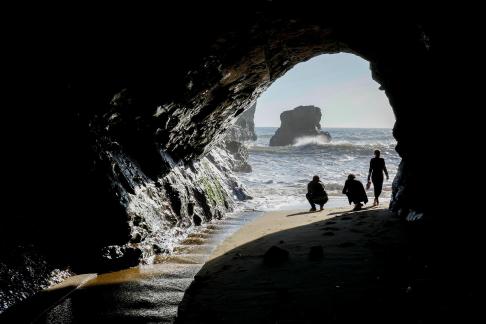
[237,127,400,211]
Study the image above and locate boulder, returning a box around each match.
[269,105,331,146]
[263,246,289,265]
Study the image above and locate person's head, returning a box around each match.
[374,150,381,158]
[312,175,319,182]
[347,174,355,180]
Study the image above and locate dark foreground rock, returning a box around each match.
[269,105,331,146]
[0,141,251,312]
[2,3,461,314]
[0,245,72,314]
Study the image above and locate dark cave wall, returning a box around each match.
[2,2,443,312]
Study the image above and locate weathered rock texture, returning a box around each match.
[1,141,249,313]
[0,245,72,313]
[269,105,331,146]
[226,103,258,143]
[219,103,257,172]
[2,2,458,313]
[220,140,252,173]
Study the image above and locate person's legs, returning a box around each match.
[306,193,316,211]
[351,198,362,211]
[318,196,328,210]
[372,179,383,206]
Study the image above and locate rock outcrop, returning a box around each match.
[269,106,331,146]
[0,138,251,313]
[219,140,252,173]
[93,141,251,270]
[226,103,258,143]
[219,103,257,173]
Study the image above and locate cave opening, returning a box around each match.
[233,53,400,212]
[3,6,475,322]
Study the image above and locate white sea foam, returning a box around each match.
[237,127,400,211]
[293,134,331,146]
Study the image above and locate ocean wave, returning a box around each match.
[249,139,395,148]
[240,128,398,211]
[293,135,331,147]
[248,142,396,156]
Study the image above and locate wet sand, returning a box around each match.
[0,212,264,323]
[176,206,450,323]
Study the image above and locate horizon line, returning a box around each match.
[255,125,393,129]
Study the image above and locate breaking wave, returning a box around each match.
[238,127,400,211]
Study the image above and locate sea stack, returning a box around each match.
[269,105,331,146]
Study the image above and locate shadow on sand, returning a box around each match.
[286,210,321,217]
[2,209,478,323]
[176,209,476,324]
[326,205,375,216]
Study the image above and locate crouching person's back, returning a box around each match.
[306,175,328,211]
[342,174,368,211]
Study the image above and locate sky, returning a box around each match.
[255,53,395,128]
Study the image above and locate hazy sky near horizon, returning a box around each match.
[255,53,395,128]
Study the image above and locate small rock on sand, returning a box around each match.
[263,246,289,265]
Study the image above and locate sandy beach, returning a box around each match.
[176,206,438,323]
[208,206,359,260]
[2,203,477,324]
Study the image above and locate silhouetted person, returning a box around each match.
[306,175,328,211]
[342,174,368,211]
[367,149,389,206]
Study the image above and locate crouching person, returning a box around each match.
[306,175,329,212]
[342,174,368,211]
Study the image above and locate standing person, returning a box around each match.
[342,174,368,211]
[306,175,328,212]
[367,149,389,206]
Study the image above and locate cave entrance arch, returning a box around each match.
[147,15,433,216]
[29,11,434,260]
[24,10,433,232]
[1,5,445,316]
[238,53,399,210]
[6,10,434,260]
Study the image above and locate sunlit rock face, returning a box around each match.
[225,103,258,143]
[219,103,257,173]
[269,105,331,146]
[3,2,441,311]
[96,140,250,271]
